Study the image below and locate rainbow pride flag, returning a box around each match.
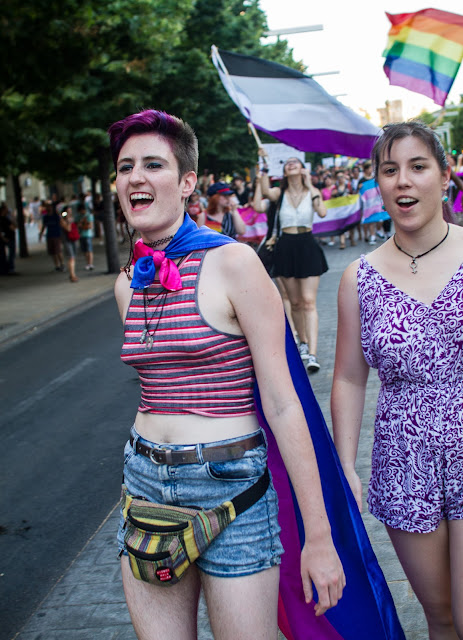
[383,8,463,106]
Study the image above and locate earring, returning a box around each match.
[442,194,449,203]
[381,203,386,211]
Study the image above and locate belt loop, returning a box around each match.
[196,443,205,465]
[130,424,140,451]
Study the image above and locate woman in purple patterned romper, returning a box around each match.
[331,121,463,639]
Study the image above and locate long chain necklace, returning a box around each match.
[393,223,450,275]
[139,255,186,349]
[287,187,306,209]
[140,288,168,350]
[144,234,174,249]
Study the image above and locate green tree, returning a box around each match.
[1,0,194,269]
[1,0,301,266]
[150,0,304,176]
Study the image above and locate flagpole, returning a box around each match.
[247,122,262,148]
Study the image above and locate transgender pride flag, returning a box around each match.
[360,178,390,224]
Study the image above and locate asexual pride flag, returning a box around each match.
[211,46,379,159]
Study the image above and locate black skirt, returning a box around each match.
[273,232,328,278]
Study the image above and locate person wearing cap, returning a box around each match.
[203,182,246,238]
[256,153,327,374]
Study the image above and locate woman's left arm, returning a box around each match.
[221,244,345,615]
[311,188,327,219]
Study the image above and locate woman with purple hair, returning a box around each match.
[108,109,344,639]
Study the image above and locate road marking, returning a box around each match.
[2,357,96,424]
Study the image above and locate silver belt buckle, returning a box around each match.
[149,445,196,465]
[149,446,166,465]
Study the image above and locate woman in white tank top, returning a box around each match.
[255,154,327,373]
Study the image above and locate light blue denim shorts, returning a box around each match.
[117,426,283,578]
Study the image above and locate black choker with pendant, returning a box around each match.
[393,223,450,275]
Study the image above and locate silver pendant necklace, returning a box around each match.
[393,223,450,275]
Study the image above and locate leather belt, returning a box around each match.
[130,431,265,466]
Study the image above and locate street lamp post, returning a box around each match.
[262,24,339,79]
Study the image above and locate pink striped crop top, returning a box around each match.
[121,249,256,417]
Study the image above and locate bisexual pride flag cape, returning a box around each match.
[383,8,463,106]
[254,324,405,640]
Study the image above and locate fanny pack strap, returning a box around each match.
[123,467,270,521]
[230,467,270,516]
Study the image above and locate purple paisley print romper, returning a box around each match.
[357,256,463,533]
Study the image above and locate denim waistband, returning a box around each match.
[129,425,266,454]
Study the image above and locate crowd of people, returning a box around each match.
[2,110,463,638]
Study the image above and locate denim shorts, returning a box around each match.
[117,426,283,578]
[64,240,76,258]
[79,236,93,253]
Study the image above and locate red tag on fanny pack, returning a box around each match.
[156,567,173,582]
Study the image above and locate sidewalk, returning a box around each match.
[0,225,129,351]
[5,231,427,640]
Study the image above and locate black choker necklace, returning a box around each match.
[393,223,450,275]
[144,234,174,249]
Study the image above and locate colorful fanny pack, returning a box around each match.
[121,467,270,586]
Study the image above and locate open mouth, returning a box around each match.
[397,197,418,210]
[130,192,154,209]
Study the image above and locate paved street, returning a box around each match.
[1,229,427,639]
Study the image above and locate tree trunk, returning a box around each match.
[90,177,101,238]
[12,174,29,258]
[97,145,120,273]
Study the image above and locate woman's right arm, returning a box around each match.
[331,261,370,511]
[257,148,281,201]
[252,174,268,213]
[259,171,281,202]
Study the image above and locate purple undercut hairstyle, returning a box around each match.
[108,109,198,180]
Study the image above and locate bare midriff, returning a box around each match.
[134,411,260,445]
[281,226,312,234]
